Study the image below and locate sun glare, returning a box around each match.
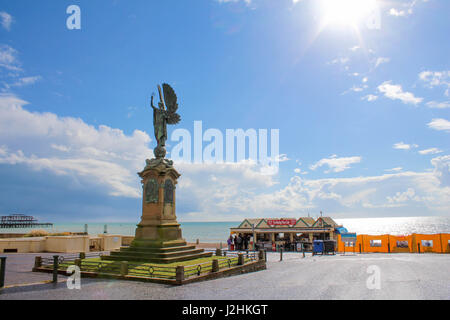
[321,0,378,27]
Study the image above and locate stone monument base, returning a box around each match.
[101,241,212,264]
[101,159,212,264]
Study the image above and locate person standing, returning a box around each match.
[227,235,233,251]
[236,234,242,251]
[243,235,249,250]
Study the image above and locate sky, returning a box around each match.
[0,0,449,222]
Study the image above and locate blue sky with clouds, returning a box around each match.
[0,0,449,222]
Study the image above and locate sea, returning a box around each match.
[1,216,450,243]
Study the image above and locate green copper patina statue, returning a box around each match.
[150,83,181,160]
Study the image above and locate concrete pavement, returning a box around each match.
[1,252,449,300]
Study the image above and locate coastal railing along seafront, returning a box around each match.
[336,233,450,254]
[33,249,261,285]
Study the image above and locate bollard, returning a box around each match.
[53,255,59,283]
[264,249,267,262]
[388,242,391,253]
[79,252,86,260]
[302,244,305,258]
[359,243,362,254]
[418,243,421,254]
[215,248,222,257]
[176,266,185,283]
[196,239,199,245]
[212,259,219,272]
[237,253,244,265]
[280,248,283,262]
[0,257,6,289]
[120,261,128,276]
[34,256,42,269]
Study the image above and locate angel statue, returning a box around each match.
[150,83,181,159]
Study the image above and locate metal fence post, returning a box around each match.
[53,255,59,283]
[212,259,219,272]
[0,257,6,289]
[238,253,244,265]
[280,248,283,262]
[215,248,222,257]
[120,261,128,276]
[176,266,185,284]
[34,256,42,269]
[264,249,267,262]
[359,243,362,254]
[418,243,421,254]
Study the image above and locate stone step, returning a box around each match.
[110,248,205,259]
[120,245,197,253]
[102,251,213,264]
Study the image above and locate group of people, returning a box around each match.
[227,234,250,251]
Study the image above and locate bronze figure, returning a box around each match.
[150,83,181,159]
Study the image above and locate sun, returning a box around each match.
[321,0,379,28]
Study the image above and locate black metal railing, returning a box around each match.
[35,249,262,282]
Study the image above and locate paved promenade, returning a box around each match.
[1,252,449,300]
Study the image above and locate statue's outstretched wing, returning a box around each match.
[162,83,181,124]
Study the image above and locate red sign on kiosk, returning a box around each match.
[267,219,296,226]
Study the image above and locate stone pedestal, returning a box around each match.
[102,158,212,263]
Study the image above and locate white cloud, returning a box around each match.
[216,0,252,5]
[419,70,450,88]
[426,101,450,109]
[419,148,443,155]
[310,155,362,173]
[4,76,42,89]
[2,94,450,221]
[0,12,13,31]
[419,70,450,96]
[0,94,153,198]
[0,45,21,71]
[388,0,429,18]
[378,81,423,105]
[389,8,408,16]
[385,167,403,172]
[374,57,390,68]
[329,57,349,65]
[393,142,418,150]
[427,118,450,132]
[362,94,378,102]
[387,188,421,204]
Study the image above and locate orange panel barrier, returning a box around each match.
[389,235,412,253]
[336,233,450,253]
[362,234,390,253]
[440,234,450,253]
